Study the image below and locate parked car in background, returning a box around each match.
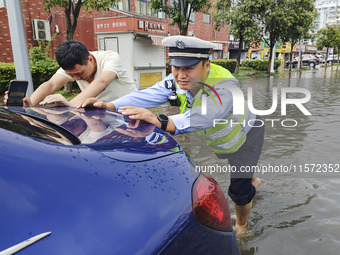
[285,54,317,68]
[0,106,240,255]
[315,53,324,63]
[321,54,339,64]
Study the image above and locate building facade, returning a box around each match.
[310,0,340,45]
[314,0,340,29]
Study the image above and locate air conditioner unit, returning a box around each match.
[32,19,51,41]
[0,0,6,8]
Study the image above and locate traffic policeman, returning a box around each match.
[79,35,265,234]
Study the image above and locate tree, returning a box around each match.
[254,0,291,73]
[316,25,337,66]
[280,0,317,71]
[149,0,211,35]
[212,0,262,74]
[334,24,340,64]
[44,0,119,41]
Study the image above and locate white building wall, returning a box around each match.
[133,36,166,88]
[97,33,166,89]
[97,33,135,83]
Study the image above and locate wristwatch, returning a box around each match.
[157,114,169,131]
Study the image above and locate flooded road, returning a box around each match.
[152,65,340,255]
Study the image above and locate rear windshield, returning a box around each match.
[0,108,74,145]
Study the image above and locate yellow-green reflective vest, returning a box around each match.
[176,63,248,154]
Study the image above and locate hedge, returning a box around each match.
[241,59,281,71]
[211,59,237,73]
[0,63,15,93]
[0,61,59,94]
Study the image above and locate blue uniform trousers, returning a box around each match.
[216,116,265,206]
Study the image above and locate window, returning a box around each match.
[135,0,166,18]
[158,12,167,19]
[115,0,130,11]
[140,0,147,15]
[203,13,211,24]
[189,11,195,23]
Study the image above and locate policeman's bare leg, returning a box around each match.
[234,177,261,234]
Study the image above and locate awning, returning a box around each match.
[149,35,167,46]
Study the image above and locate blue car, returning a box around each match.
[0,106,240,255]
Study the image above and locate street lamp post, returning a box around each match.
[5,0,34,96]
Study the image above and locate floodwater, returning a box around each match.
[152,65,340,255]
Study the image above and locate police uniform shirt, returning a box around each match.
[111,73,255,136]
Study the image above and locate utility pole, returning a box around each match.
[6,0,34,96]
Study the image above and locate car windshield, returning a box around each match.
[0,107,74,145]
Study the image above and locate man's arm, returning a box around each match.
[70,70,116,107]
[30,73,71,106]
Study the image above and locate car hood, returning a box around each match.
[0,125,197,255]
[13,106,183,162]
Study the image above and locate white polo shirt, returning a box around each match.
[56,51,137,102]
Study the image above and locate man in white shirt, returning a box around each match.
[8,40,137,107]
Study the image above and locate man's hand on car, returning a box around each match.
[39,94,70,107]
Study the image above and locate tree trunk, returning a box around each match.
[235,36,243,74]
[180,26,188,35]
[289,43,294,72]
[64,81,73,94]
[268,41,275,73]
[66,30,74,41]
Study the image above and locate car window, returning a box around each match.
[0,108,74,145]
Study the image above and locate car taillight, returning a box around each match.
[192,174,232,232]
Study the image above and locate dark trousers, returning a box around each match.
[216,116,265,206]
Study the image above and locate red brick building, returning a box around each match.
[0,0,229,63]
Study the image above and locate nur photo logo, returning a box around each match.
[198,80,312,128]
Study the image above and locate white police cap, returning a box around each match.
[162,35,217,67]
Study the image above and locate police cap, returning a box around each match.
[162,35,217,67]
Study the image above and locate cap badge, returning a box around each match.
[175,40,186,49]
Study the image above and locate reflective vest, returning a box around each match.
[176,63,249,154]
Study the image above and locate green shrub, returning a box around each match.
[0,39,59,93]
[241,59,281,71]
[29,39,59,89]
[0,63,16,93]
[30,61,59,90]
[0,62,59,93]
[211,59,237,73]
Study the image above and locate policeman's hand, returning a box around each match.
[118,106,159,127]
[40,94,70,107]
